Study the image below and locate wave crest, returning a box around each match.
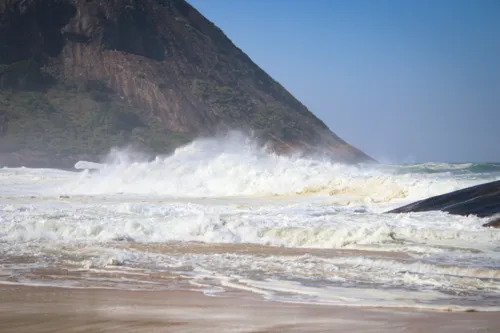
[66,133,496,202]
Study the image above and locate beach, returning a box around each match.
[1,139,500,331]
[1,285,499,333]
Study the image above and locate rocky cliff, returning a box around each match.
[0,0,375,168]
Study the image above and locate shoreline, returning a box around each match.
[0,285,498,333]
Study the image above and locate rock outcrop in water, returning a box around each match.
[386,180,500,228]
[0,0,375,168]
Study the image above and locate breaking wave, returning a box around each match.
[2,132,500,311]
[66,133,498,202]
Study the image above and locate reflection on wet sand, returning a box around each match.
[0,285,498,333]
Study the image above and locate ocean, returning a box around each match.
[1,135,500,312]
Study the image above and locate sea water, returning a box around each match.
[1,134,500,311]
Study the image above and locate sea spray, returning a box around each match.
[2,148,500,310]
[66,133,495,203]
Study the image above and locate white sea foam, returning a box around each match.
[1,199,498,256]
[60,134,496,205]
[1,135,500,310]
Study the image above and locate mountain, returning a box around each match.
[0,0,375,168]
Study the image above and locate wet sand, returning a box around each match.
[124,241,414,259]
[0,285,498,333]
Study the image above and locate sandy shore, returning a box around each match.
[0,285,498,333]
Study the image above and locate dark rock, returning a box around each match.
[0,59,48,90]
[0,0,76,62]
[0,111,6,135]
[386,180,500,220]
[0,0,375,167]
[483,217,500,228]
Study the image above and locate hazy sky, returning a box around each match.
[188,0,500,163]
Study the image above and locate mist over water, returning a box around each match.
[1,132,500,311]
[69,132,496,201]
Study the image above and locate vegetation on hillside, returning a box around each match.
[0,59,316,165]
[0,59,192,159]
[191,78,305,141]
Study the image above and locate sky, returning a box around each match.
[188,0,500,163]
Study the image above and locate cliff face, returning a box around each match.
[0,0,375,168]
